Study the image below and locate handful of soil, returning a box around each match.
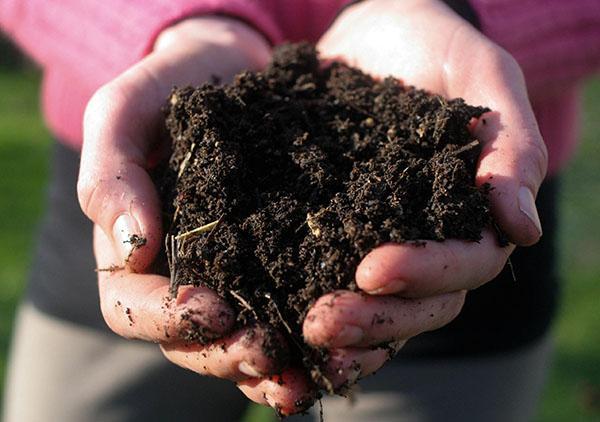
[158,43,490,395]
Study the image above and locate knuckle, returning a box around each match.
[449,291,467,318]
[475,251,509,289]
[436,293,466,327]
[477,43,526,88]
[303,310,340,345]
[85,83,127,124]
[76,176,101,218]
[488,45,521,76]
[99,294,126,338]
[525,138,549,186]
[84,85,111,129]
[77,175,115,225]
[485,259,507,286]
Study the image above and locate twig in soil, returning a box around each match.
[166,234,181,297]
[165,234,173,274]
[168,216,225,298]
[175,219,221,241]
[262,293,305,352]
[197,215,224,250]
[450,140,480,156]
[262,293,336,394]
[318,398,324,422]
[313,369,335,396]
[507,255,517,282]
[95,265,125,272]
[228,290,259,321]
[305,209,326,238]
[232,95,246,106]
[263,292,293,335]
[177,143,196,178]
[346,102,376,120]
[306,213,321,238]
[167,204,182,234]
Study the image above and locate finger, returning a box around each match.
[160,326,287,382]
[356,229,513,297]
[238,349,389,415]
[303,290,465,348]
[446,39,548,246]
[95,225,234,342]
[237,369,316,417]
[473,108,547,246]
[321,347,389,391]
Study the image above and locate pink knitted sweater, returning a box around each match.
[1,0,599,174]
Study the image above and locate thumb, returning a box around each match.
[474,108,547,246]
[78,66,165,272]
[466,52,548,246]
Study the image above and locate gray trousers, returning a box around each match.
[3,302,552,422]
[3,143,556,421]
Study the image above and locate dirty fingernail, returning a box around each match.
[518,187,542,236]
[112,214,141,263]
[387,339,408,359]
[334,325,364,346]
[238,361,262,378]
[347,367,362,384]
[366,279,406,295]
[263,392,278,408]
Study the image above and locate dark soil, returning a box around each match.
[157,43,491,397]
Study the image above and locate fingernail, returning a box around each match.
[263,393,277,408]
[238,361,262,378]
[518,187,542,236]
[112,214,141,262]
[334,325,364,346]
[387,339,408,359]
[366,279,406,295]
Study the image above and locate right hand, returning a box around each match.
[303,0,547,360]
[78,16,380,415]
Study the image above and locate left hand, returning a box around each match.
[303,0,547,370]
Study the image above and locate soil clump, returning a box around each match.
[158,42,491,398]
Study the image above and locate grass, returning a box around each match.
[0,70,51,406]
[534,78,600,422]
[0,68,598,421]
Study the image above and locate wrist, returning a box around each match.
[336,0,476,26]
[153,15,270,69]
[339,0,430,17]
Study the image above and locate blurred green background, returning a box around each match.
[0,38,598,421]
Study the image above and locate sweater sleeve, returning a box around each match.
[0,0,352,147]
[470,0,600,98]
[0,0,283,89]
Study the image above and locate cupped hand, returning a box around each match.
[77,16,368,415]
[304,0,547,365]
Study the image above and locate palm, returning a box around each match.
[319,0,522,109]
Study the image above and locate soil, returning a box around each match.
[157,43,491,399]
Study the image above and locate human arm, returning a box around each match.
[0,0,283,144]
[0,0,282,89]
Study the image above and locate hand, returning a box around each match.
[78,16,333,415]
[303,0,547,367]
